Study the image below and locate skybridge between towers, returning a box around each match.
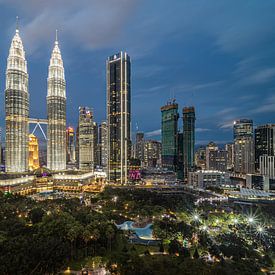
[28,118,48,141]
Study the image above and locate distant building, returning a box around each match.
[29,134,39,171]
[93,122,100,167]
[182,106,196,179]
[135,132,144,164]
[177,132,184,180]
[161,100,179,171]
[234,119,254,174]
[206,142,227,172]
[255,124,275,171]
[188,170,230,189]
[144,139,162,168]
[78,107,94,170]
[107,52,131,183]
[99,122,108,168]
[260,155,275,180]
[225,143,234,170]
[246,174,274,191]
[66,127,75,164]
[195,146,206,170]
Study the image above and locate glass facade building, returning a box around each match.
[183,106,196,179]
[161,101,179,171]
[66,127,75,163]
[107,52,131,183]
[78,107,94,170]
[5,28,29,172]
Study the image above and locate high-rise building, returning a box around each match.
[206,142,228,172]
[161,100,179,171]
[78,107,94,170]
[195,146,206,170]
[107,52,131,183]
[5,26,29,172]
[144,139,162,168]
[99,121,108,168]
[183,106,196,179]
[135,132,144,163]
[233,119,254,174]
[225,143,234,170]
[260,155,275,180]
[29,134,39,171]
[66,127,75,163]
[93,122,99,167]
[177,132,184,179]
[47,34,66,171]
[255,124,275,171]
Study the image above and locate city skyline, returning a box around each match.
[0,1,275,145]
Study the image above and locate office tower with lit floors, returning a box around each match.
[233,119,254,174]
[47,33,66,171]
[255,124,275,171]
[5,26,29,172]
[66,127,75,163]
[107,52,131,184]
[183,106,196,179]
[78,107,94,170]
[161,100,179,171]
[99,121,108,168]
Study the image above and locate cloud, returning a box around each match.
[251,94,275,114]
[241,67,275,85]
[196,128,210,133]
[219,121,234,130]
[145,129,161,137]
[3,0,139,53]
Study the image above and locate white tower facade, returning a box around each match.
[5,27,29,172]
[47,33,66,171]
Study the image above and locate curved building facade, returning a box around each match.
[47,36,66,171]
[5,28,29,172]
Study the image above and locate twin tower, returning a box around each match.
[5,27,66,173]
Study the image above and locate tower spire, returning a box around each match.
[55,29,58,45]
[16,16,19,33]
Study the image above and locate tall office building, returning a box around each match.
[144,140,162,168]
[260,155,275,180]
[177,132,184,179]
[255,124,275,171]
[161,100,179,171]
[99,121,108,168]
[225,143,234,170]
[93,122,99,167]
[66,127,75,163]
[107,52,131,183]
[206,142,227,172]
[135,132,144,163]
[233,119,254,174]
[183,106,196,179]
[78,107,94,170]
[206,142,218,170]
[47,33,66,171]
[195,146,206,170]
[5,26,29,172]
[29,134,39,171]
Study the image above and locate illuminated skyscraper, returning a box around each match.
[161,100,179,171]
[99,121,108,167]
[29,134,39,171]
[107,52,131,183]
[233,119,254,174]
[66,127,75,163]
[5,26,29,172]
[47,32,66,171]
[183,106,196,179]
[78,107,94,170]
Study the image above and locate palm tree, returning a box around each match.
[91,228,100,255]
[105,225,115,252]
[83,229,92,257]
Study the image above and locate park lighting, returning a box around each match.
[215,219,219,224]
[233,218,238,224]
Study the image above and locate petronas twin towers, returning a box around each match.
[5,26,66,173]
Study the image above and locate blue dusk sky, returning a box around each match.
[0,0,275,145]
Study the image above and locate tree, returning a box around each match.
[29,207,45,224]
[193,248,200,259]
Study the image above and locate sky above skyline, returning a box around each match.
[0,0,275,145]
